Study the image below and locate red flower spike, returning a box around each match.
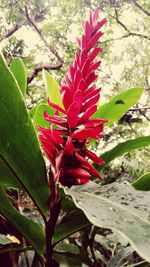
[39,8,107,187]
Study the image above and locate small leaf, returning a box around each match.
[133,173,150,191]
[63,181,150,262]
[43,70,63,107]
[94,88,144,125]
[10,58,27,96]
[100,136,150,167]
[0,186,45,256]
[0,234,16,245]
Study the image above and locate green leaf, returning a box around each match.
[54,209,90,245]
[0,158,22,189]
[0,186,45,256]
[133,173,150,191]
[100,136,150,166]
[33,103,54,129]
[0,234,15,245]
[43,69,63,107]
[0,54,49,217]
[94,88,144,125]
[63,181,150,262]
[10,58,27,96]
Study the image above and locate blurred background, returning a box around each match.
[0,0,149,182]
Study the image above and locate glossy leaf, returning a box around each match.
[43,69,63,107]
[10,58,27,96]
[0,54,49,217]
[0,186,45,256]
[63,181,150,262]
[94,88,144,125]
[100,136,150,167]
[33,103,54,129]
[133,173,150,191]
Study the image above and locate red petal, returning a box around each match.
[89,47,102,62]
[48,98,66,114]
[64,137,74,155]
[66,168,91,179]
[81,94,100,112]
[83,88,101,102]
[92,8,99,27]
[74,69,82,88]
[84,21,91,41]
[86,149,105,164]
[73,89,83,110]
[61,89,73,111]
[78,105,97,124]
[76,153,100,178]
[67,102,80,129]
[88,60,101,73]
[77,79,87,91]
[80,49,87,66]
[92,18,107,36]
[86,72,98,86]
[86,31,103,51]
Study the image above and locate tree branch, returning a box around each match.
[132,0,150,17]
[113,8,150,40]
[24,6,64,65]
[0,23,24,42]
[27,64,62,84]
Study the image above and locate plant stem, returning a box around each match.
[45,199,61,267]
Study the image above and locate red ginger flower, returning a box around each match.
[39,8,107,187]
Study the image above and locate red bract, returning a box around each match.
[39,8,107,187]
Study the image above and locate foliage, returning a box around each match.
[0,2,150,267]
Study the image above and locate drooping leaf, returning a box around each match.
[94,88,144,125]
[0,186,45,256]
[0,54,49,217]
[43,69,63,107]
[33,103,54,129]
[10,58,27,96]
[100,136,150,167]
[62,181,150,262]
[133,173,150,191]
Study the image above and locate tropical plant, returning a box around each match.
[0,8,150,267]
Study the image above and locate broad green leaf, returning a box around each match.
[10,58,27,96]
[43,69,63,107]
[0,54,49,217]
[94,88,144,125]
[100,136,150,167]
[0,186,45,256]
[54,209,90,245]
[62,181,150,262]
[33,103,54,129]
[133,173,150,191]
